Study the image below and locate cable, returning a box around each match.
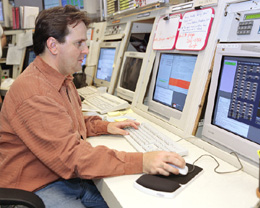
[188,152,243,174]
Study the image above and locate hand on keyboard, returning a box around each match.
[107,120,140,135]
[143,151,186,176]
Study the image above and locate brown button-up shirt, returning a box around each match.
[0,56,142,192]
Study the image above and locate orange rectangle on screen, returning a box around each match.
[169,78,190,89]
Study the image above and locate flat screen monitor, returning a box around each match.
[147,52,197,120]
[61,0,83,9]
[22,46,36,72]
[116,52,145,101]
[93,41,120,89]
[202,43,260,165]
[43,0,60,9]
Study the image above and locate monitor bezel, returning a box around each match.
[116,51,145,101]
[147,50,198,120]
[202,43,260,165]
[93,41,121,89]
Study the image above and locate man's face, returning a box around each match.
[57,21,88,76]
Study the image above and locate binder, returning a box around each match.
[12,7,20,29]
[15,7,20,29]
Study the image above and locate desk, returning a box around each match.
[87,112,259,208]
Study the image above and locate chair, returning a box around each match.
[0,188,45,208]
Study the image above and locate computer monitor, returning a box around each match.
[22,46,36,72]
[93,41,120,89]
[0,1,4,24]
[43,0,60,9]
[116,52,145,101]
[61,0,84,9]
[202,43,260,165]
[126,22,153,53]
[147,51,197,120]
[0,0,11,28]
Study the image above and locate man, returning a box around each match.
[0,6,185,208]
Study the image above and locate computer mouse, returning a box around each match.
[168,164,189,175]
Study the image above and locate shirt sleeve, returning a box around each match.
[9,95,143,179]
[84,116,109,137]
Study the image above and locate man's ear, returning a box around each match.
[46,37,58,55]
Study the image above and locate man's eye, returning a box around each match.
[76,41,82,47]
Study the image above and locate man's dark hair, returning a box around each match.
[33,5,90,55]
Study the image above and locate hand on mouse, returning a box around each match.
[143,151,186,176]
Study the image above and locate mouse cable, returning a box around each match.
[174,137,243,174]
[188,152,243,174]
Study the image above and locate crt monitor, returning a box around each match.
[147,51,197,120]
[93,41,120,89]
[116,52,145,102]
[202,43,260,165]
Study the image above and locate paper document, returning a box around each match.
[6,44,23,65]
[17,30,33,49]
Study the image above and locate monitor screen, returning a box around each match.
[0,1,4,23]
[202,43,260,165]
[116,52,145,101]
[61,0,84,9]
[43,0,60,9]
[120,56,143,91]
[96,48,116,82]
[82,54,87,66]
[22,46,36,72]
[127,33,150,52]
[152,53,197,112]
[213,56,260,145]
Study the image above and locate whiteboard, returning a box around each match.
[153,13,182,50]
[175,8,214,51]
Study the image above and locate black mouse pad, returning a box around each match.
[135,163,203,193]
[136,174,181,193]
[157,163,203,185]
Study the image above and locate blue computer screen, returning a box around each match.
[213,56,260,145]
[43,0,60,9]
[96,48,116,82]
[0,2,4,22]
[61,0,84,9]
[153,53,197,111]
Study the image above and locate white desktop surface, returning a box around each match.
[87,112,259,208]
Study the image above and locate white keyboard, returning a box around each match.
[77,86,98,97]
[124,123,188,156]
[83,93,130,114]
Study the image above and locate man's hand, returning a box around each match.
[143,151,186,176]
[107,119,140,135]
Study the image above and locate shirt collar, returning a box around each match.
[33,56,74,90]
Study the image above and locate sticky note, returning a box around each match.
[257,150,260,158]
[107,111,121,117]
